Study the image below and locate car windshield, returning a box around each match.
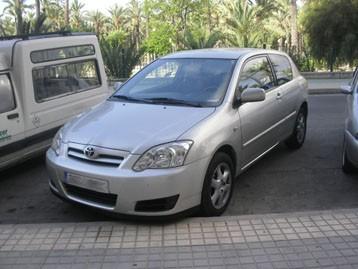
[111,58,237,107]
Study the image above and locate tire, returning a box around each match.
[285,106,307,149]
[342,138,356,174]
[201,152,234,216]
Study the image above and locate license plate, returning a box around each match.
[63,172,109,193]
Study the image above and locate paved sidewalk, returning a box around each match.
[1,209,358,268]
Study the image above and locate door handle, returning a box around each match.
[276,92,282,100]
[7,113,19,120]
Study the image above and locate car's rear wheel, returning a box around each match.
[285,106,307,149]
[342,138,356,174]
[201,152,234,216]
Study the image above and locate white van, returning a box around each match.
[0,32,109,170]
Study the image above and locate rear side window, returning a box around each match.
[32,60,101,102]
[269,54,293,86]
[0,74,16,113]
[238,56,275,92]
[31,45,95,63]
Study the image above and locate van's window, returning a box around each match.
[32,60,101,102]
[0,74,16,113]
[30,45,95,63]
[269,54,293,86]
[238,57,274,92]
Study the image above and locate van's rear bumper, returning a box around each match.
[46,149,209,216]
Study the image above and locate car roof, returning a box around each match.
[161,48,285,60]
[0,32,96,71]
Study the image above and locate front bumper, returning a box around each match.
[345,130,358,167]
[46,149,210,216]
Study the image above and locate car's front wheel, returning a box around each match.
[201,152,234,216]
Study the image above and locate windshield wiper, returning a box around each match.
[110,95,153,104]
[144,97,203,107]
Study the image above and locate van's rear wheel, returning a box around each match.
[285,107,307,149]
[201,152,234,216]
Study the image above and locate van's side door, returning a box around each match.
[237,56,283,168]
[0,73,25,162]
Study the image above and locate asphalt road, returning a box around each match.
[0,94,357,224]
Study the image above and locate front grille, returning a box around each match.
[67,143,126,167]
[135,195,179,212]
[64,183,117,207]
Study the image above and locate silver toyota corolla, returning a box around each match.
[46,49,308,216]
[341,67,358,173]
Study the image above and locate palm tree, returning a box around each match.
[88,10,108,37]
[3,0,31,34]
[71,0,86,30]
[64,0,69,26]
[41,0,63,31]
[108,4,127,31]
[263,0,290,50]
[182,28,221,49]
[101,36,143,79]
[126,0,143,50]
[222,0,262,47]
[35,0,40,22]
[290,0,298,51]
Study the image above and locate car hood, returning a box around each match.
[63,101,216,154]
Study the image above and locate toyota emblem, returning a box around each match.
[84,146,96,159]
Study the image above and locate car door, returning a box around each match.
[268,54,297,138]
[237,56,283,168]
[0,73,25,163]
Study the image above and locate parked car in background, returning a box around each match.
[0,32,109,170]
[341,67,358,173]
[47,48,308,217]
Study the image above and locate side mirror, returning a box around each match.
[113,81,123,91]
[341,85,353,95]
[240,88,266,103]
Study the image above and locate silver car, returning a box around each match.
[46,49,308,217]
[341,67,358,173]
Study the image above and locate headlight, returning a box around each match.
[51,129,63,156]
[133,141,193,172]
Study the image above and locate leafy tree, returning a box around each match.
[302,0,358,71]
[143,23,174,56]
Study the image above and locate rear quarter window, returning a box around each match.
[269,54,293,86]
[32,59,101,103]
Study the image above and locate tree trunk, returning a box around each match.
[35,0,41,21]
[290,0,298,52]
[65,0,70,26]
[15,0,23,35]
